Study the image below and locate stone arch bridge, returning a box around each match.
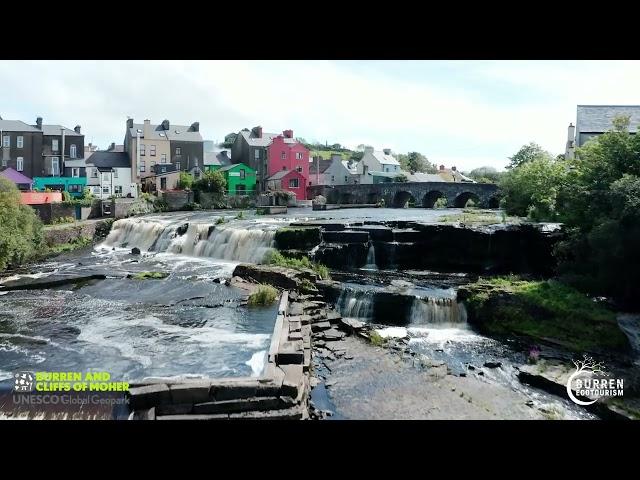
[307,182,500,208]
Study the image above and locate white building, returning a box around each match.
[309,154,359,186]
[86,151,137,199]
[356,147,402,184]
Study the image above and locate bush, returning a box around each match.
[0,178,44,270]
[248,284,279,306]
[51,216,76,225]
[131,271,169,280]
[178,172,194,190]
[434,197,447,208]
[263,250,330,280]
[465,198,477,208]
[215,217,225,225]
[183,202,202,211]
[192,170,226,194]
[62,191,72,202]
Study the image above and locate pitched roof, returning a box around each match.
[370,150,400,166]
[129,122,203,142]
[0,119,40,132]
[0,167,33,184]
[203,150,232,166]
[240,129,297,147]
[268,169,295,181]
[408,172,445,182]
[64,158,89,168]
[86,151,130,169]
[342,160,359,174]
[577,105,640,133]
[40,125,82,136]
[309,158,333,174]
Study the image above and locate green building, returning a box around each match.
[209,163,256,195]
[32,176,87,198]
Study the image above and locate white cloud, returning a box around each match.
[0,60,638,171]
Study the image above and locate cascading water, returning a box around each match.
[100,217,275,263]
[409,297,467,325]
[363,243,377,270]
[336,289,374,319]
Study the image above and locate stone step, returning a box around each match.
[193,396,284,414]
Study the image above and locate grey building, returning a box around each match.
[0,116,84,178]
[565,105,640,159]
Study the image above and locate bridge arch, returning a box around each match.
[422,190,446,208]
[453,191,481,208]
[488,195,501,209]
[392,191,416,208]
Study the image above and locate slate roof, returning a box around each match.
[408,172,445,182]
[204,150,232,166]
[370,150,400,166]
[240,129,297,147]
[309,158,333,174]
[40,125,82,136]
[577,105,640,133]
[0,167,33,184]
[86,151,131,169]
[0,120,40,132]
[268,170,295,180]
[64,158,89,168]
[129,122,203,142]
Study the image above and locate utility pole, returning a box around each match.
[60,127,65,177]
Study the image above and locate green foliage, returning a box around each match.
[51,216,76,225]
[263,250,330,280]
[43,236,92,257]
[397,151,437,174]
[235,211,244,220]
[394,174,409,183]
[131,271,169,280]
[433,197,448,209]
[192,170,226,194]
[178,172,194,190]
[463,277,629,352]
[467,166,504,184]
[247,284,279,306]
[369,330,387,347]
[507,142,553,169]
[153,198,168,212]
[440,209,517,225]
[0,178,44,270]
[62,191,72,202]
[215,216,226,225]
[222,132,237,149]
[465,198,477,208]
[499,156,569,220]
[183,202,202,211]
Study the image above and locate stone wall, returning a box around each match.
[31,203,76,225]
[111,198,155,219]
[43,218,114,247]
[162,191,194,211]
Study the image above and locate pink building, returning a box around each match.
[266,131,310,199]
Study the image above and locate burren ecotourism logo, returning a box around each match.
[566,355,624,406]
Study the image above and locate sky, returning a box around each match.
[1,60,639,172]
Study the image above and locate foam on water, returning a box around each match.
[246,350,267,377]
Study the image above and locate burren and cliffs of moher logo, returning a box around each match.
[566,355,624,406]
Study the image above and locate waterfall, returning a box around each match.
[336,289,374,319]
[363,243,377,270]
[100,218,275,263]
[408,297,467,324]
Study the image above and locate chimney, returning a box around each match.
[383,148,391,155]
[161,119,170,131]
[74,125,81,134]
[109,142,115,151]
[252,126,263,138]
[127,118,133,129]
[439,165,445,171]
[567,122,575,142]
[190,122,199,132]
[36,117,43,129]
[364,146,374,154]
[283,129,293,139]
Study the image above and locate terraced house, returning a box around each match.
[124,118,204,183]
[0,116,86,193]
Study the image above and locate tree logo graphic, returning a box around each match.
[566,355,623,406]
[13,372,35,393]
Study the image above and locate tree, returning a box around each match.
[467,166,503,184]
[192,170,226,194]
[222,133,237,149]
[178,172,194,190]
[394,174,409,182]
[507,142,553,169]
[398,151,437,174]
[0,178,44,270]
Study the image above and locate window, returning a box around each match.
[140,144,146,156]
[52,139,59,151]
[139,161,146,172]
[289,178,299,188]
[51,157,60,176]
[102,172,110,182]
[161,154,167,163]
[1,159,6,167]
[239,169,246,179]
[2,135,10,148]
[91,168,98,178]
[17,157,24,171]
[176,147,181,155]
[254,150,260,159]
[176,162,180,171]
[281,152,286,160]
[72,168,80,178]
[114,186,123,195]
[150,145,156,156]
[331,175,335,182]
[345,176,348,183]
[68,184,83,193]
[70,144,77,158]
[102,186,110,194]
[17,136,23,148]
[160,177,167,190]
[236,184,246,194]
[296,152,303,160]
[296,166,302,173]
[113,169,119,178]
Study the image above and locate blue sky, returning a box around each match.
[1,60,638,171]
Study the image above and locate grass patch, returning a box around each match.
[440,209,521,225]
[215,217,226,225]
[131,271,169,280]
[263,250,330,280]
[461,277,629,352]
[369,330,387,347]
[41,236,92,258]
[248,284,279,306]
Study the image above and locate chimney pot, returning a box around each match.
[144,119,151,125]
[127,118,134,128]
[74,125,81,134]
[190,122,199,132]
[36,117,43,129]
[383,148,391,155]
[161,119,170,130]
